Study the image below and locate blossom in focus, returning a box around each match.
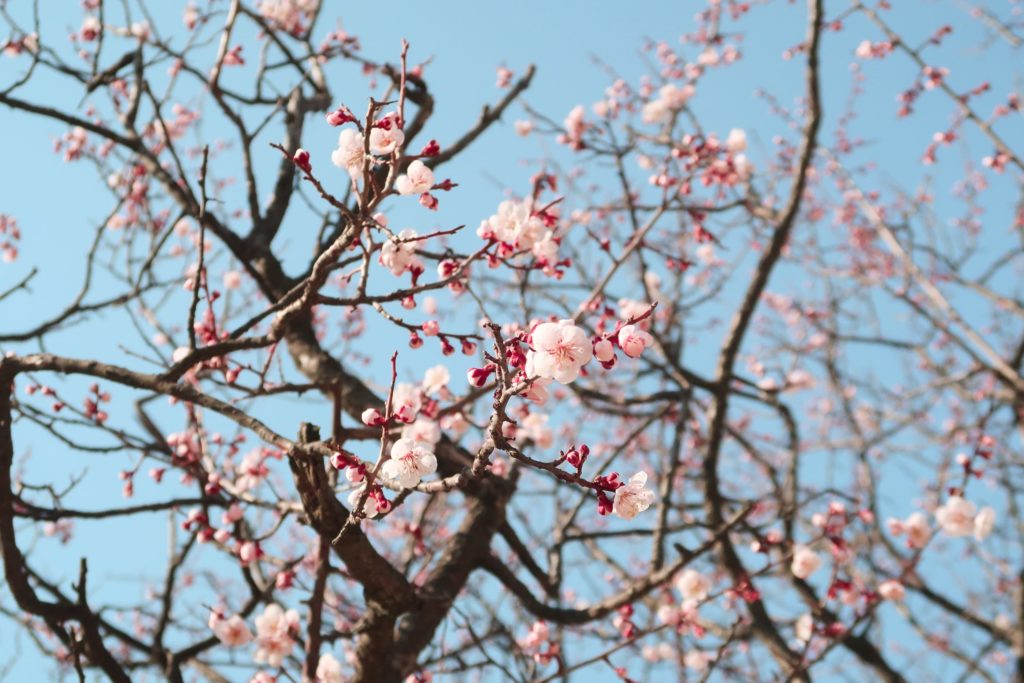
[612,472,655,520]
[381,438,437,488]
[380,229,421,277]
[396,160,435,195]
[331,128,365,178]
[527,319,593,384]
[369,125,404,155]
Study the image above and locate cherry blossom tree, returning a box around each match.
[1,0,1022,681]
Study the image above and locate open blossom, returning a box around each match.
[612,472,655,520]
[973,506,996,541]
[726,128,747,153]
[675,569,711,601]
[518,412,554,449]
[369,124,404,155]
[877,580,905,602]
[935,495,976,536]
[381,438,437,488]
[422,364,450,395]
[316,653,345,683]
[331,128,365,178]
[477,198,545,249]
[791,545,821,579]
[347,485,381,518]
[522,377,552,405]
[527,319,593,384]
[395,160,435,195]
[391,383,422,422]
[212,614,253,647]
[254,604,300,667]
[903,512,930,548]
[617,324,654,358]
[519,620,550,649]
[402,417,441,446]
[380,229,421,277]
[641,83,694,124]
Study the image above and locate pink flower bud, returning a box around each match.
[292,148,311,174]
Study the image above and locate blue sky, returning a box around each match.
[1,0,1022,681]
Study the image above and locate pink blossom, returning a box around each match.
[212,614,253,647]
[361,408,384,426]
[527,319,593,384]
[725,128,747,153]
[791,545,821,579]
[612,472,655,520]
[381,438,437,488]
[380,229,421,277]
[935,495,975,536]
[675,568,711,601]
[396,160,435,195]
[422,365,450,395]
[223,270,242,290]
[253,604,300,667]
[331,128,365,179]
[877,580,905,601]
[401,418,441,446]
[391,383,422,422]
[369,125,404,155]
[316,653,345,683]
[641,83,694,124]
[348,485,380,517]
[477,198,545,249]
[903,512,931,548]
[617,324,653,358]
[593,339,615,362]
[973,506,996,541]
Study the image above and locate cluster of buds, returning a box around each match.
[594,472,624,516]
[83,382,111,424]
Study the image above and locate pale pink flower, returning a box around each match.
[726,128,747,153]
[254,604,300,668]
[935,495,976,537]
[877,580,905,601]
[527,320,593,384]
[316,653,345,683]
[213,614,253,647]
[478,198,545,249]
[380,229,420,277]
[515,120,533,136]
[684,650,710,672]
[974,506,996,541]
[519,620,550,649]
[641,83,694,124]
[522,377,552,405]
[391,383,421,422]
[518,412,554,449]
[381,438,437,488]
[395,160,434,195]
[401,418,441,446]
[238,541,259,566]
[795,613,814,642]
[617,324,654,358]
[791,545,821,579]
[612,472,655,520]
[675,568,711,601]
[223,270,242,290]
[422,365,450,395]
[440,412,469,439]
[331,128,365,178]
[347,485,380,518]
[904,512,930,548]
[369,126,404,155]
